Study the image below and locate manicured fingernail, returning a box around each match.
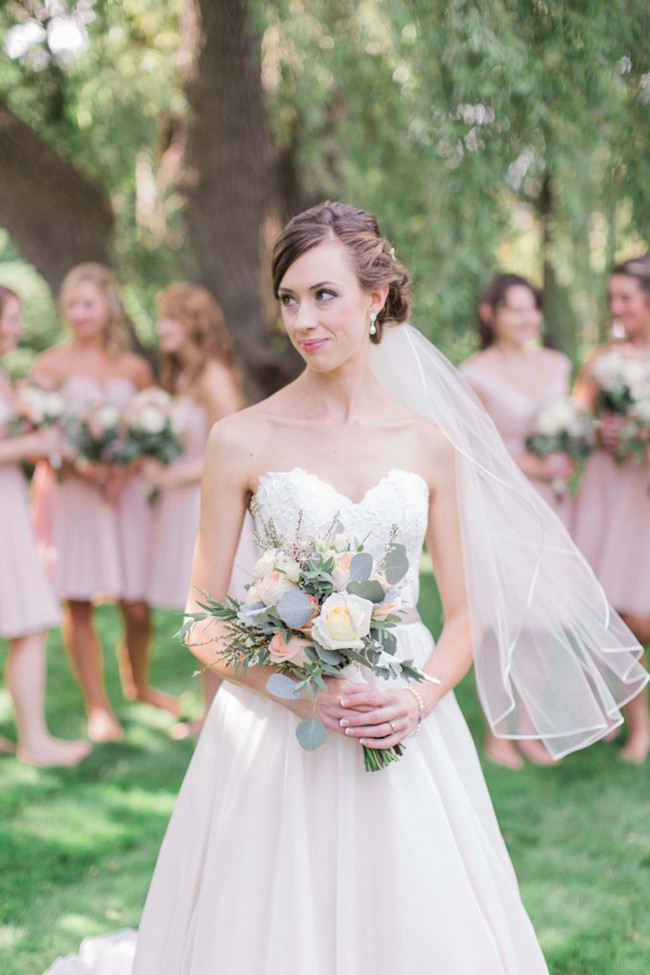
[345,728,353,736]
[340,698,349,706]
[340,718,350,728]
[360,738,367,745]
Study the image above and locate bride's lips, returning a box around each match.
[300,337,329,353]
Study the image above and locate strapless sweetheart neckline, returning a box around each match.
[253,466,430,509]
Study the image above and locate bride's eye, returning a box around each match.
[316,289,337,302]
[279,294,296,307]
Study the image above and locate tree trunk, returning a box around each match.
[0,99,114,295]
[182,0,300,397]
[538,171,562,351]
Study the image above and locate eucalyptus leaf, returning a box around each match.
[346,580,385,603]
[296,717,328,751]
[350,552,373,581]
[266,673,302,700]
[385,545,409,585]
[313,643,344,665]
[276,589,313,629]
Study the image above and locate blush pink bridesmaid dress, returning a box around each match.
[33,377,152,603]
[461,351,573,527]
[0,388,60,638]
[147,397,256,610]
[572,364,650,619]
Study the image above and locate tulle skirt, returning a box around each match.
[46,621,548,975]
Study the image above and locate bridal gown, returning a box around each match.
[46,467,549,975]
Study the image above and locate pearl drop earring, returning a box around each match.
[369,314,378,336]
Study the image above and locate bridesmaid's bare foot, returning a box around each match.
[517,739,556,766]
[126,685,180,716]
[0,737,16,755]
[88,709,124,743]
[485,738,524,770]
[621,733,650,765]
[17,737,92,768]
[169,717,204,741]
[603,725,621,743]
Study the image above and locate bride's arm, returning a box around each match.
[183,415,363,731]
[336,430,474,749]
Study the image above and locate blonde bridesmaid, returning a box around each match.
[0,284,89,766]
[32,264,178,743]
[461,272,574,769]
[573,255,650,764]
[142,283,250,738]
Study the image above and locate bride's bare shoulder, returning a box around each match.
[204,389,294,471]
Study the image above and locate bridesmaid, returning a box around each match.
[142,283,248,738]
[573,254,650,764]
[461,272,574,769]
[32,263,177,743]
[0,284,89,766]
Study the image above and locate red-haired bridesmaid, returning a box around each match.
[0,284,89,765]
[142,283,252,737]
[573,255,650,764]
[33,263,177,743]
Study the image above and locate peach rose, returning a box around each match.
[332,553,355,591]
[249,571,297,607]
[268,632,311,666]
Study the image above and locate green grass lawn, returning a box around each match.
[1,569,649,974]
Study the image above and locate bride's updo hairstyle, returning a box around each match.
[271,201,410,344]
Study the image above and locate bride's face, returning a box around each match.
[278,240,382,372]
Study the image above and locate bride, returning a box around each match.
[47,202,647,975]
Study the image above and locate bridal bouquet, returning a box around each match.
[592,350,650,466]
[179,510,436,772]
[63,401,122,463]
[10,383,65,435]
[525,397,595,500]
[110,387,182,466]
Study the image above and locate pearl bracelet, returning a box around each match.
[403,682,425,738]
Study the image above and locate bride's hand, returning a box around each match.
[284,678,373,735]
[290,683,421,748]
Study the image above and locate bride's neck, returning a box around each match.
[299,357,380,423]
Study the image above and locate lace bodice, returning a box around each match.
[251,467,430,607]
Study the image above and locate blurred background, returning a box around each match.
[1,0,649,393]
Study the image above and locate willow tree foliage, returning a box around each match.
[0,0,648,381]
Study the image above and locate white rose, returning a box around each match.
[44,392,65,420]
[312,592,373,651]
[253,571,297,606]
[332,533,351,552]
[96,404,120,429]
[252,549,278,581]
[275,552,301,583]
[633,398,650,423]
[135,405,167,434]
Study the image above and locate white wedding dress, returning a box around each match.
[46,467,549,975]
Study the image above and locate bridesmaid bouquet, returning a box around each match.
[110,387,182,466]
[525,398,595,500]
[63,401,122,462]
[592,351,650,465]
[10,383,65,435]
[179,510,437,772]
